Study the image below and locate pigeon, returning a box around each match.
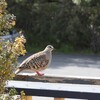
[15,45,54,76]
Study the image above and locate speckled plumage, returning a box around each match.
[15,45,54,75]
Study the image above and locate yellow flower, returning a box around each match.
[12,35,27,56]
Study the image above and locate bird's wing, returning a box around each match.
[19,52,49,71]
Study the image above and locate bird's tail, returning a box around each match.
[15,68,22,74]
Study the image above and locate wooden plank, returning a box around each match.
[13,74,100,85]
[21,95,32,100]
[54,98,65,100]
[6,80,100,100]
[25,96,32,100]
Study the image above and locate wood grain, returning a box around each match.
[13,74,100,85]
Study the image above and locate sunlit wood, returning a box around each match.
[54,98,65,100]
[24,96,32,100]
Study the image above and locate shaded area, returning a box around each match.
[18,53,100,69]
[51,53,100,69]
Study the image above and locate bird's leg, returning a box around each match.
[36,71,44,76]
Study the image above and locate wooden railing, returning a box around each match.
[6,75,100,100]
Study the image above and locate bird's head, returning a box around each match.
[44,45,54,51]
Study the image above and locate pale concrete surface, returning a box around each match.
[18,53,100,77]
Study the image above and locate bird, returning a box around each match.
[15,45,54,76]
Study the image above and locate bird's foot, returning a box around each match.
[36,71,44,76]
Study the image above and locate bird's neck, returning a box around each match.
[43,49,52,58]
[44,49,51,54]
[44,48,51,52]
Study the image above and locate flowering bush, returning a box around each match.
[0,0,26,97]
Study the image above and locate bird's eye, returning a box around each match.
[47,45,53,49]
[49,46,53,49]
